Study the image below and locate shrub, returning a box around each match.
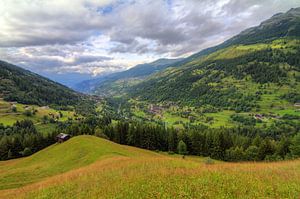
[204,157,214,165]
[23,110,32,117]
[22,147,32,156]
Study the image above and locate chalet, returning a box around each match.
[294,103,300,107]
[254,114,263,120]
[56,133,71,143]
[149,104,163,115]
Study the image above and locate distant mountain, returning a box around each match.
[125,8,300,110]
[74,58,183,95]
[0,60,81,106]
[41,72,95,88]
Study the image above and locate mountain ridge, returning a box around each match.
[0,60,81,106]
[74,58,183,94]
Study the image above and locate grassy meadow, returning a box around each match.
[0,99,76,125]
[0,99,77,132]
[0,135,299,199]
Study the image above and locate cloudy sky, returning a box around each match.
[0,0,300,85]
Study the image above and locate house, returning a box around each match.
[294,103,300,107]
[56,133,71,143]
[149,104,163,115]
[254,114,263,120]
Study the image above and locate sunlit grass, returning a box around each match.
[0,140,299,199]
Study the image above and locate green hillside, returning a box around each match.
[187,7,300,62]
[0,60,80,106]
[0,135,159,190]
[129,8,300,107]
[0,135,299,199]
[98,8,300,128]
[0,99,76,126]
[131,39,300,107]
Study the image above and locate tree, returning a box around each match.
[23,110,32,117]
[258,139,276,160]
[11,106,17,112]
[276,136,290,158]
[245,145,259,161]
[22,147,32,156]
[94,127,108,139]
[225,146,245,161]
[7,149,13,159]
[290,133,300,157]
[168,129,177,152]
[42,115,49,124]
[177,140,187,157]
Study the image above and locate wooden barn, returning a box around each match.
[56,133,71,143]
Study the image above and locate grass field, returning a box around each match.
[0,135,299,199]
[0,99,76,126]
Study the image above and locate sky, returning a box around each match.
[0,0,300,86]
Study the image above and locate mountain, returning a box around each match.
[187,7,300,62]
[74,58,183,95]
[125,8,300,111]
[41,72,96,88]
[0,60,81,106]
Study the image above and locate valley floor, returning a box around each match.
[0,136,299,199]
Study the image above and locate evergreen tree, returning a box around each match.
[290,133,300,157]
[177,140,187,156]
[245,145,259,161]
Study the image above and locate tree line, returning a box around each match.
[1,116,299,162]
[55,116,300,162]
[0,120,56,160]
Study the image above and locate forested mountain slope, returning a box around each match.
[0,60,80,106]
[127,8,300,112]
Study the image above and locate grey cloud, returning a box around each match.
[1,0,300,76]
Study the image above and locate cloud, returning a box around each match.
[0,0,115,47]
[0,0,300,77]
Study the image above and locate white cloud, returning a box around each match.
[0,0,299,76]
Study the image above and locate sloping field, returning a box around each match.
[0,136,159,190]
[0,136,299,199]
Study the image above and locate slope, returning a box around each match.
[128,8,300,113]
[0,135,159,190]
[1,142,299,198]
[186,7,300,62]
[0,60,80,106]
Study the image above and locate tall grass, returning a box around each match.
[0,136,299,199]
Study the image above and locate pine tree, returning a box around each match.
[290,133,300,157]
[177,140,187,157]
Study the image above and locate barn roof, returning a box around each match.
[56,133,70,139]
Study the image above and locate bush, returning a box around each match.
[203,157,214,165]
[177,140,187,155]
[225,146,245,161]
[11,106,17,112]
[94,127,109,139]
[23,110,32,117]
[22,147,32,156]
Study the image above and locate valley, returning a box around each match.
[0,5,300,199]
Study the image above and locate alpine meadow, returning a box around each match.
[0,1,300,199]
